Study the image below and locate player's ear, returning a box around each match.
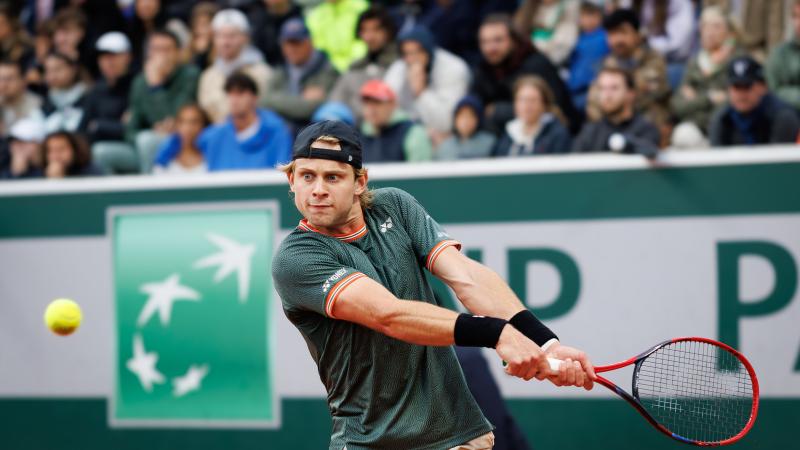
[354,168,368,195]
[286,171,295,191]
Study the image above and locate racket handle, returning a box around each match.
[502,357,563,373]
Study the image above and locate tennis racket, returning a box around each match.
[544,337,759,446]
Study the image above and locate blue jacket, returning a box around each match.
[568,28,610,94]
[198,108,292,171]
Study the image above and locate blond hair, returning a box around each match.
[279,160,374,209]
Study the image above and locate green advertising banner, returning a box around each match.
[110,204,278,427]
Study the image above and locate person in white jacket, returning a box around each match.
[384,26,470,147]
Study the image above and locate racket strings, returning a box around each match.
[634,340,754,443]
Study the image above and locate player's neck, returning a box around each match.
[306,207,366,238]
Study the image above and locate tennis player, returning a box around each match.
[272,121,596,450]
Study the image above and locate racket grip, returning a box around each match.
[502,357,563,373]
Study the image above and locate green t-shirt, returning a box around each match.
[272,188,492,450]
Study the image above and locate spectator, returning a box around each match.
[329,5,399,123]
[493,75,571,156]
[0,4,34,69]
[129,0,168,67]
[249,0,302,67]
[188,2,220,70]
[436,95,497,160]
[567,1,610,112]
[359,79,432,163]
[311,102,356,126]
[1,118,45,179]
[384,26,470,146]
[573,68,660,157]
[767,0,800,112]
[417,0,483,67]
[127,29,199,173]
[633,0,697,70]
[153,104,209,174]
[305,0,369,73]
[705,0,789,59]
[472,14,578,134]
[198,72,292,171]
[80,32,137,174]
[199,9,273,124]
[590,9,670,143]
[670,7,742,147]
[41,130,103,178]
[25,18,55,95]
[709,56,800,147]
[513,0,580,67]
[0,59,43,136]
[263,18,339,129]
[41,52,88,134]
[50,7,93,77]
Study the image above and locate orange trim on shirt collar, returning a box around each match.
[298,219,368,243]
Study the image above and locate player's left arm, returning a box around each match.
[432,246,596,388]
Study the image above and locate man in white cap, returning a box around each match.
[1,118,46,179]
[199,8,273,123]
[80,31,137,174]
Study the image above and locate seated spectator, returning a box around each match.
[311,102,356,127]
[472,14,578,134]
[513,0,580,67]
[384,26,470,146]
[0,59,43,136]
[126,29,199,173]
[567,1,610,113]
[670,7,742,147]
[359,79,432,163]
[634,0,696,84]
[188,2,219,70]
[199,9,272,124]
[0,4,34,69]
[129,0,168,67]
[766,0,800,112]
[704,0,786,60]
[573,68,660,157]
[41,52,88,133]
[249,0,303,67]
[589,9,670,144]
[42,131,102,178]
[493,75,571,156]
[436,96,497,160]
[1,118,45,179]
[198,72,291,171]
[305,0,369,73]
[153,104,209,174]
[50,7,93,77]
[80,32,136,174]
[24,19,55,96]
[330,5,399,123]
[709,56,800,147]
[263,18,339,129]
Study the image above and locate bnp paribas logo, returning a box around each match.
[109,202,280,428]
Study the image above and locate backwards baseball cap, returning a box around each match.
[95,31,131,54]
[280,17,310,42]
[728,56,764,87]
[360,79,396,102]
[212,9,250,33]
[292,120,363,169]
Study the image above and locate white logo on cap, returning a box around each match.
[348,155,353,161]
[734,61,747,76]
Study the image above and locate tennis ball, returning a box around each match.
[44,298,82,336]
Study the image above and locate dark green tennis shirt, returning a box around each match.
[272,188,492,450]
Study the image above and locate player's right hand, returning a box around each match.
[495,325,551,381]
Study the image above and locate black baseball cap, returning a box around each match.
[292,120,363,169]
[727,56,765,87]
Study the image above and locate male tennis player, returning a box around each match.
[272,121,596,450]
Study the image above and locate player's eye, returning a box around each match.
[302,173,313,181]
[326,175,338,182]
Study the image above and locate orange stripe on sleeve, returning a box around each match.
[325,272,367,318]
[425,240,461,272]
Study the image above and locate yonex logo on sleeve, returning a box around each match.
[322,268,348,293]
[380,217,393,233]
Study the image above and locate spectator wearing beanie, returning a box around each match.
[384,26,470,146]
[359,79,432,163]
[436,96,497,160]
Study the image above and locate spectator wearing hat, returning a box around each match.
[359,79,432,163]
[305,0,369,73]
[199,9,273,124]
[494,75,572,157]
[41,51,88,134]
[41,130,103,178]
[384,26,470,146]
[249,0,303,67]
[766,0,800,112]
[573,67,660,157]
[79,32,137,173]
[198,72,292,171]
[708,56,800,147]
[126,29,199,174]
[330,5,400,123]
[263,18,339,130]
[436,96,497,160]
[1,118,45,179]
[0,59,43,136]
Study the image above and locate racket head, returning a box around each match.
[630,337,759,446]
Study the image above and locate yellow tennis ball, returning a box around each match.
[44,299,82,336]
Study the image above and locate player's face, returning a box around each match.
[289,155,367,232]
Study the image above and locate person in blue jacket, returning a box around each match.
[198,72,292,171]
[567,1,610,113]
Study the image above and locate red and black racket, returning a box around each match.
[546,337,759,446]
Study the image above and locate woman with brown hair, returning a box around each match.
[41,131,103,178]
[513,0,580,66]
[0,4,34,68]
[492,75,572,156]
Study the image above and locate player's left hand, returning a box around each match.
[545,343,596,390]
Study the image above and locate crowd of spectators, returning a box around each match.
[1,0,799,180]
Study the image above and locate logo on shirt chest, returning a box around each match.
[322,268,348,293]
[380,217,393,233]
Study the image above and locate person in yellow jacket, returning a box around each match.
[305,0,369,73]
